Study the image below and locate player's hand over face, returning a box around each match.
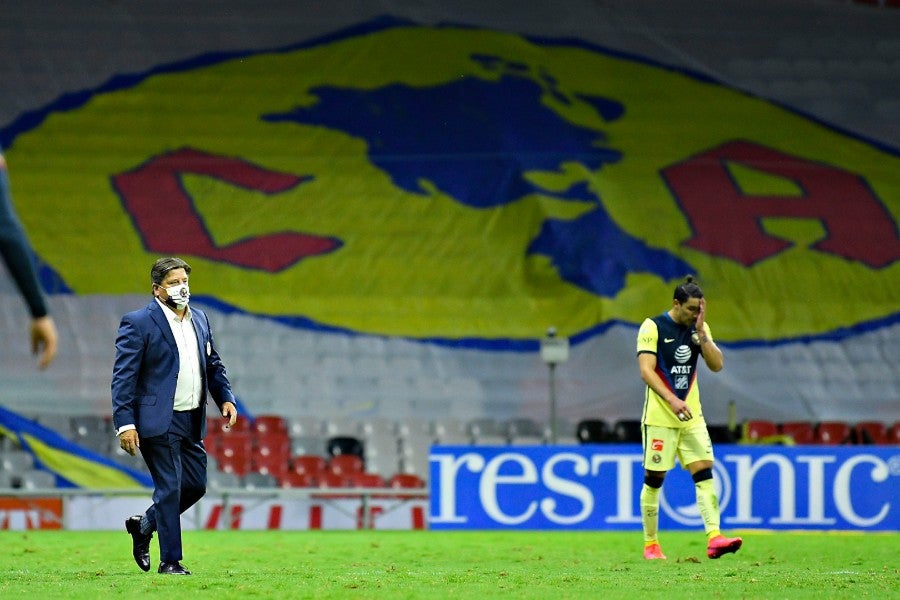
[695,298,707,334]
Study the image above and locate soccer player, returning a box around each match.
[636,276,742,560]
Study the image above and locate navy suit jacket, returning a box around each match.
[112,300,235,440]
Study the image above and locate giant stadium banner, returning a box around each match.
[4,17,896,345]
[0,15,897,426]
[429,445,900,531]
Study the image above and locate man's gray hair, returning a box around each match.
[150,257,191,292]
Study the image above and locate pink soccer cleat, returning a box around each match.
[643,542,667,560]
[707,535,743,559]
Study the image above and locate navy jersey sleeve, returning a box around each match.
[0,155,49,318]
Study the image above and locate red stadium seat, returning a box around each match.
[279,471,316,488]
[251,414,289,435]
[889,422,900,445]
[742,420,778,442]
[291,454,328,477]
[347,472,386,488]
[209,430,252,460]
[254,432,291,461]
[853,421,887,445]
[216,453,252,477]
[315,471,350,488]
[251,452,290,479]
[328,454,364,476]
[211,416,251,435]
[389,473,425,489]
[780,421,815,445]
[814,421,852,445]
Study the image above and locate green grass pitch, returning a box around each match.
[1,530,896,598]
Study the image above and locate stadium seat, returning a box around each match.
[327,435,364,459]
[217,453,253,477]
[279,471,316,488]
[316,471,350,488]
[254,432,291,461]
[207,470,241,489]
[36,414,78,439]
[251,414,289,435]
[742,420,779,442]
[242,472,277,489]
[468,418,507,445]
[889,422,900,445]
[576,419,611,444]
[0,434,17,453]
[72,430,112,454]
[853,421,887,444]
[388,473,425,489]
[251,452,290,479]
[780,421,815,445]
[395,418,431,440]
[291,455,328,477]
[431,419,469,444]
[612,420,642,443]
[346,472,386,488]
[363,434,401,478]
[19,470,56,489]
[814,421,852,445]
[707,424,737,443]
[357,418,396,438]
[214,430,252,457]
[214,432,253,475]
[0,450,35,474]
[506,418,545,443]
[70,415,110,437]
[328,454,364,476]
[291,435,326,457]
[288,416,323,438]
[209,416,251,435]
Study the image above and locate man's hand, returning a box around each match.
[120,429,140,456]
[669,397,692,421]
[221,402,238,429]
[695,298,707,336]
[31,315,58,369]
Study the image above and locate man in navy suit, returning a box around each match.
[112,257,237,575]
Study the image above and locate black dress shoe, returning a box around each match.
[158,561,192,575]
[125,515,152,572]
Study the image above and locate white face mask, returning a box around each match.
[164,283,190,308]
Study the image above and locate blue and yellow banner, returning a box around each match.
[0,405,151,489]
[2,17,897,346]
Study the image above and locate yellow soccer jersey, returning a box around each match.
[636,314,713,428]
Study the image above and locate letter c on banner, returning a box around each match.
[833,455,891,527]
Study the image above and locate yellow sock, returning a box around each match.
[694,478,720,537]
[640,484,661,543]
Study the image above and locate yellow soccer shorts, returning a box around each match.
[642,420,714,471]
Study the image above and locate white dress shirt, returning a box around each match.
[116,299,202,436]
[156,298,203,412]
